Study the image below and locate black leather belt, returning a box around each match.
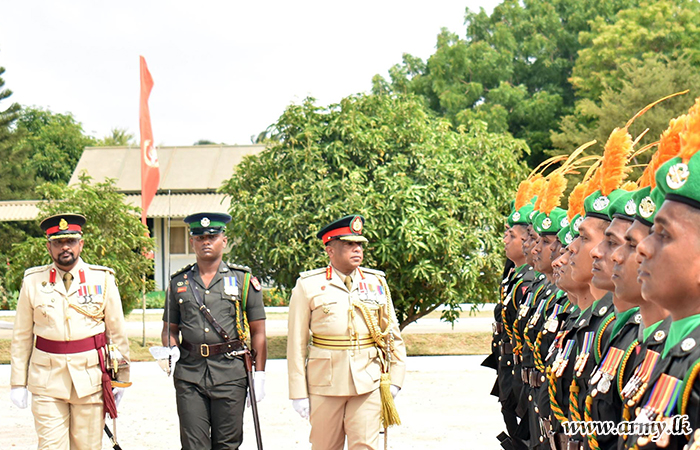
[181,339,244,358]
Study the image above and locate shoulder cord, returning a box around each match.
[584,394,600,450]
[618,339,639,401]
[235,272,251,342]
[547,366,568,424]
[569,378,582,422]
[501,278,525,345]
[681,358,700,415]
[533,291,558,372]
[594,314,615,364]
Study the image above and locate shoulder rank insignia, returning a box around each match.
[250,276,262,292]
[227,263,251,273]
[171,263,194,278]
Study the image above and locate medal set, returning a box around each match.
[542,304,563,336]
[621,350,660,407]
[574,331,595,378]
[589,346,625,397]
[224,276,239,297]
[635,373,683,446]
[358,282,386,305]
[551,339,575,379]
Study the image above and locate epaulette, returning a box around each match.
[299,268,326,279]
[171,263,194,278]
[360,267,386,278]
[23,264,51,278]
[227,262,251,273]
[87,264,115,275]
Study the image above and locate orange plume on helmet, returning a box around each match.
[638,114,687,189]
[679,97,700,164]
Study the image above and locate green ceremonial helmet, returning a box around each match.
[583,189,628,221]
[508,203,535,227]
[557,223,574,246]
[631,186,664,227]
[655,155,700,209]
[533,207,568,235]
[607,189,636,221]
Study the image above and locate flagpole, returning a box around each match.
[139,55,160,347]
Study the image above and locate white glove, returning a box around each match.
[390,384,400,399]
[112,387,126,408]
[169,346,181,365]
[10,387,28,409]
[246,371,266,407]
[292,398,310,419]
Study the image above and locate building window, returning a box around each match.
[170,225,194,255]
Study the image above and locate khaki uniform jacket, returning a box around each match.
[287,266,406,399]
[10,258,130,400]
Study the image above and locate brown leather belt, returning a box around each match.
[181,339,244,358]
[529,369,545,387]
[500,341,513,355]
[36,333,106,354]
[551,434,583,450]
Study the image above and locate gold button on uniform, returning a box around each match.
[205,290,210,294]
[204,328,210,332]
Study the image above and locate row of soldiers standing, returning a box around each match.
[484,93,700,450]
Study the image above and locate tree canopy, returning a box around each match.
[372,0,639,168]
[220,94,528,328]
[5,174,155,314]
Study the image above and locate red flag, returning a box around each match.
[139,56,160,225]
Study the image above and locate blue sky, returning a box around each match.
[0,1,499,146]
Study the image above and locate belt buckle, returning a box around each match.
[492,322,498,334]
[200,343,210,357]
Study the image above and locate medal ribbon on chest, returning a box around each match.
[590,347,625,396]
[638,373,683,424]
[574,332,595,377]
[553,339,576,378]
[621,349,660,405]
[544,304,563,334]
[49,268,57,285]
[224,276,239,296]
[528,296,548,328]
[518,291,535,318]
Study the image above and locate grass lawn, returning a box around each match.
[0,332,491,364]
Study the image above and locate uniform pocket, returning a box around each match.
[28,351,52,388]
[33,304,54,328]
[84,351,102,387]
[306,349,332,386]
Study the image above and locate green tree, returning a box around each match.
[96,127,135,146]
[0,65,20,153]
[220,94,528,329]
[373,0,637,168]
[571,0,700,101]
[5,174,155,314]
[552,54,700,160]
[13,107,95,185]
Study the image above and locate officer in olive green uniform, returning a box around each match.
[10,213,130,450]
[162,212,267,450]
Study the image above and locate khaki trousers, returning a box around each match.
[31,387,104,450]
[309,389,381,450]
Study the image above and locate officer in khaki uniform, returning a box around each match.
[10,213,130,450]
[287,214,407,450]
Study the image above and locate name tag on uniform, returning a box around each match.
[224,277,238,296]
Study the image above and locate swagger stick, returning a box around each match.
[244,349,264,450]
